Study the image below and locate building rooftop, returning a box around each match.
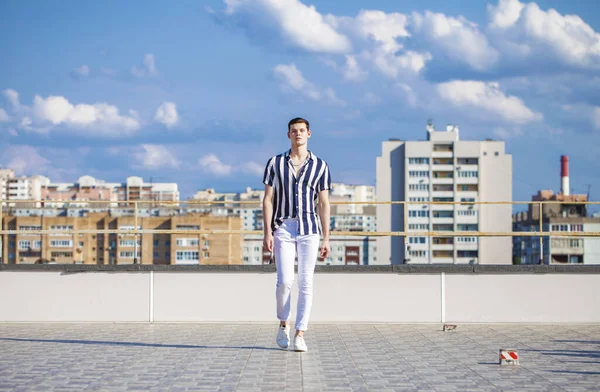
[1,323,598,391]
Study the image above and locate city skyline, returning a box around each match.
[1,0,599,200]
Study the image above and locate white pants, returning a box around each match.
[274,218,320,331]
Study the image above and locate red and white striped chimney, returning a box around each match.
[561,155,569,196]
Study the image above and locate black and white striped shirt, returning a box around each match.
[263,150,331,236]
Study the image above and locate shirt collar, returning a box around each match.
[285,149,315,161]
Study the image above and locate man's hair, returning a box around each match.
[288,117,310,131]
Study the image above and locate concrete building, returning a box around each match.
[376,122,512,265]
[513,156,600,264]
[1,174,179,209]
[1,210,241,265]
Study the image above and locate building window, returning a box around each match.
[408,158,429,165]
[409,184,429,191]
[409,250,427,258]
[408,237,427,244]
[18,240,31,249]
[458,250,478,258]
[50,240,73,247]
[457,224,478,231]
[176,251,199,261]
[119,239,140,247]
[18,225,42,231]
[570,224,583,232]
[409,171,429,177]
[176,225,200,230]
[408,223,429,230]
[457,171,478,178]
[203,252,209,258]
[153,240,159,246]
[409,197,430,202]
[176,238,199,246]
[409,210,429,217]
[119,251,141,258]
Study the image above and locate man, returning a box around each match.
[262,117,331,352]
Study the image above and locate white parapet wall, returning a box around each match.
[0,267,599,323]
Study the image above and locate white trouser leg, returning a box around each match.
[295,233,320,331]
[274,221,296,323]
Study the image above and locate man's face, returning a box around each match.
[288,123,311,146]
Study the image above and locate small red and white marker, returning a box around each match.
[499,349,519,365]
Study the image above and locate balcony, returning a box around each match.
[455,176,479,185]
[431,257,454,264]
[431,243,453,251]
[431,151,453,158]
[431,217,454,225]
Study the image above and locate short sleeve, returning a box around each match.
[316,163,331,192]
[262,157,275,187]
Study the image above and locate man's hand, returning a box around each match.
[319,238,330,259]
[263,232,274,253]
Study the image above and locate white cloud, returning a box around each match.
[0,108,9,122]
[436,80,542,124]
[332,10,409,53]
[241,161,264,176]
[224,0,351,54]
[3,89,21,111]
[2,146,51,176]
[273,63,345,105]
[488,0,525,28]
[487,0,600,69]
[29,94,140,135]
[155,102,179,128]
[411,11,499,71]
[198,154,233,175]
[131,53,158,77]
[133,145,180,169]
[371,49,432,78]
[72,65,90,78]
[342,55,367,82]
[8,128,18,137]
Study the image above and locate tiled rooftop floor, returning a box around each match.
[1,323,599,391]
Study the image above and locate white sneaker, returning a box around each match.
[276,325,290,349]
[293,335,308,352]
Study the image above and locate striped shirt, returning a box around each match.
[263,150,331,236]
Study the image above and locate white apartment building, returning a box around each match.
[376,122,512,265]
[2,175,44,208]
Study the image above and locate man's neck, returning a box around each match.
[289,145,309,160]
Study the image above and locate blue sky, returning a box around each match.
[0,0,599,203]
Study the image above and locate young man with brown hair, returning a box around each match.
[262,117,331,352]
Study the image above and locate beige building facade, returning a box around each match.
[1,212,241,265]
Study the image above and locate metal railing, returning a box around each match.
[1,199,599,264]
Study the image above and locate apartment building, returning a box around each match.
[0,171,44,208]
[376,122,512,265]
[243,233,377,265]
[514,191,600,265]
[4,175,179,208]
[1,210,241,265]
